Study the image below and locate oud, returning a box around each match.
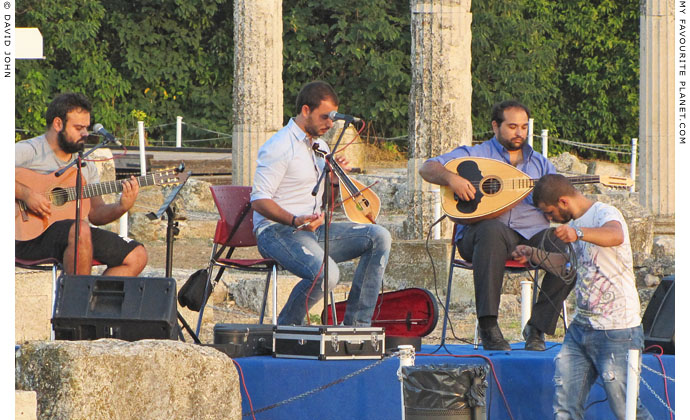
[441,157,633,224]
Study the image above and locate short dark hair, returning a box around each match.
[45,92,92,130]
[491,100,531,126]
[295,81,339,115]
[533,174,577,206]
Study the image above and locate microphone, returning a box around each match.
[93,123,122,146]
[328,111,361,123]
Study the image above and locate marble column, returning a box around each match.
[232,0,283,186]
[639,0,674,215]
[407,0,473,239]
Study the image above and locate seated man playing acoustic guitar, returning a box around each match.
[15,92,147,276]
[419,100,572,351]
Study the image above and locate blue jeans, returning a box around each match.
[256,222,391,326]
[553,322,653,420]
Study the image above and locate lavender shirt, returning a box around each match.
[426,137,556,241]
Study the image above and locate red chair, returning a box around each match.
[195,185,281,335]
[439,224,568,348]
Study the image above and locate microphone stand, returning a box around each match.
[55,137,114,275]
[311,120,352,325]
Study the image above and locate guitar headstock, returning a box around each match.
[599,175,634,189]
[151,164,190,187]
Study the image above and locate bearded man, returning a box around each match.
[15,92,147,276]
[419,100,571,351]
[250,81,391,326]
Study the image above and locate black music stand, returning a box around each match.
[146,168,200,343]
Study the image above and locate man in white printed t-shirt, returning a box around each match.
[512,174,652,420]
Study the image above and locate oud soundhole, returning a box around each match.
[480,177,502,195]
[51,187,68,206]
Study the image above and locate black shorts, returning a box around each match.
[15,220,143,268]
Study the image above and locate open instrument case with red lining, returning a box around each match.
[322,288,439,351]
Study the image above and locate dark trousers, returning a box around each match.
[457,219,575,335]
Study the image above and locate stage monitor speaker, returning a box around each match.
[641,275,674,355]
[51,275,178,341]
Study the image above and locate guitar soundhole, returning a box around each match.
[481,177,502,195]
[51,187,68,206]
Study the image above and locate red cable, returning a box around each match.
[416,352,515,420]
[334,120,366,155]
[232,360,257,420]
[644,345,673,420]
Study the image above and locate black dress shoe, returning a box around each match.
[478,325,511,351]
[523,324,546,351]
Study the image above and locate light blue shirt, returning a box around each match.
[427,137,556,241]
[250,119,330,234]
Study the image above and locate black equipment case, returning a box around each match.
[211,323,274,358]
[274,325,385,360]
[322,288,438,351]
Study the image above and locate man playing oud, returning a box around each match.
[15,93,147,276]
[419,100,572,351]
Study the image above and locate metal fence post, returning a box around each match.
[528,118,534,148]
[630,138,638,192]
[176,116,183,148]
[541,129,548,157]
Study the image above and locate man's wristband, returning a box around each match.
[291,215,297,227]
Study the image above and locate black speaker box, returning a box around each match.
[51,275,178,341]
[642,275,674,355]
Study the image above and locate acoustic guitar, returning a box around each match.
[15,165,188,241]
[441,157,633,224]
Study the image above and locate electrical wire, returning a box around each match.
[233,360,257,420]
[527,227,578,285]
[644,344,674,420]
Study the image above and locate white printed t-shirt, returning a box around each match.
[570,201,641,330]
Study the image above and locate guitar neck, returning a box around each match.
[67,173,158,202]
[527,175,601,187]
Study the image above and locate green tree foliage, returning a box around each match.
[15,0,128,137]
[471,0,561,139]
[282,0,411,138]
[15,0,639,159]
[471,0,639,160]
[16,0,233,145]
[554,0,639,159]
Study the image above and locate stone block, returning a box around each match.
[385,240,452,291]
[336,239,452,292]
[15,390,37,420]
[15,340,241,420]
[587,159,631,178]
[227,271,358,322]
[15,269,54,343]
[652,236,675,259]
[550,152,588,174]
[128,211,219,242]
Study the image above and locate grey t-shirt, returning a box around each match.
[15,134,99,184]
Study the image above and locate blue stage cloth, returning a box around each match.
[232,343,675,420]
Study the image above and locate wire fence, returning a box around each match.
[16,118,638,163]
